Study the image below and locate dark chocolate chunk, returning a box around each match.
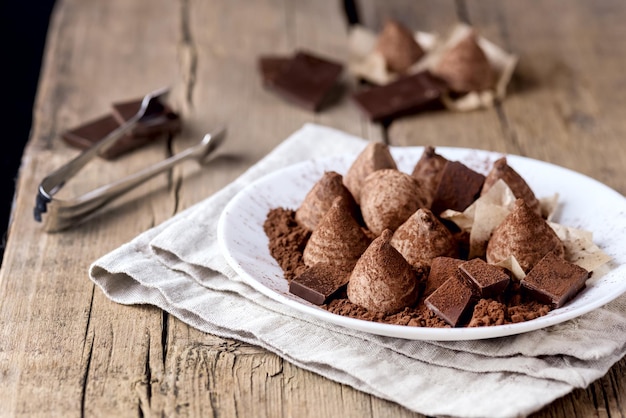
[61,114,155,160]
[424,256,463,297]
[424,275,477,327]
[351,71,446,122]
[289,263,350,305]
[430,160,485,214]
[258,56,293,86]
[521,251,590,308]
[112,98,182,138]
[459,258,510,298]
[265,51,343,111]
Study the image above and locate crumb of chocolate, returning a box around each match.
[263,208,310,281]
[324,298,450,328]
[469,299,506,327]
[507,301,550,323]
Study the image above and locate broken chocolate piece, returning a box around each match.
[424,257,464,298]
[521,251,589,308]
[425,275,477,327]
[258,56,293,86]
[351,71,445,122]
[112,98,182,138]
[61,114,156,160]
[430,160,485,215]
[264,51,343,111]
[459,258,510,298]
[289,263,350,305]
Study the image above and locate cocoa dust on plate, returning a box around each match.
[263,207,550,328]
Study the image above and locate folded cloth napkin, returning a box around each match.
[90,123,626,418]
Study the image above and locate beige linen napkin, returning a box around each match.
[90,123,626,418]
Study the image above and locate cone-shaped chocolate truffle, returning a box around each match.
[486,199,565,272]
[344,142,397,205]
[411,146,449,208]
[303,196,371,268]
[390,208,459,270]
[360,169,428,236]
[434,30,495,93]
[481,157,542,216]
[347,230,419,314]
[375,19,425,73]
[296,171,358,231]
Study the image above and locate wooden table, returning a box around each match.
[2,0,625,416]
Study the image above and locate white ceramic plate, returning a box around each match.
[217,147,626,341]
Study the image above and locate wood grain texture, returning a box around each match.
[0,0,624,417]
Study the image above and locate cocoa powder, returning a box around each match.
[265,206,551,328]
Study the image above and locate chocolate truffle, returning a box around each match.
[374,19,424,73]
[303,197,371,268]
[425,275,477,327]
[459,258,510,298]
[347,230,419,314]
[433,30,495,93]
[360,169,427,236]
[486,199,565,273]
[521,251,590,308]
[390,208,459,270]
[344,142,397,205]
[296,171,358,231]
[289,263,351,305]
[411,146,449,208]
[430,160,485,215]
[481,157,541,216]
[424,256,464,297]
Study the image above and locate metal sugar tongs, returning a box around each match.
[34,87,226,232]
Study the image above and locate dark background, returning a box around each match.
[0,0,56,263]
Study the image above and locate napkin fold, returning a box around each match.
[90,123,626,418]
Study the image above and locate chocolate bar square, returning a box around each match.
[521,252,590,308]
[430,160,485,214]
[459,258,510,298]
[61,114,156,160]
[258,56,293,86]
[424,276,477,327]
[263,51,343,111]
[424,256,463,297]
[351,71,445,122]
[289,263,350,305]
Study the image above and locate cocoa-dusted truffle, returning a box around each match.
[431,160,485,215]
[486,199,565,273]
[347,230,420,314]
[521,251,590,308]
[424,256,464,297]
[481,157,541,216]
[360,169,427,236]
[411,146,449,208]
[374,19,425,73]
[296,171,358,231]
[390,208,459,270]
[424,275,477,327]
[459,258,510,298]
[303,196,371,268]
[433,30,495,93]
[344,142,397,205]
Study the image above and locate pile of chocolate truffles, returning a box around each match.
[265,143,591,328]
